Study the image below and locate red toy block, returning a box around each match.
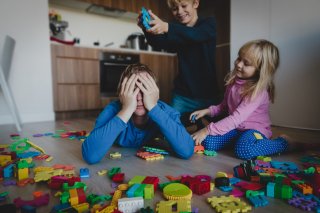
[13,193,50,208]
[142,176,159,190]
[77,188,87,204]
[112,173,125,183]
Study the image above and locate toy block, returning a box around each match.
[118,183,129,191]
[72,202,89,213]
[256,156,272,162]
[231,189,245,197]
[136,151,164,160]
[134,184,147,197]
[194,145,204,153]
[3,163,15,178]
[288,196,318,211]
[69,188,79,206]
[158,180,180,191]
[294,183,313,194]
[250,176,260,182]
[255,160,271,168]
[229,177,241,185]
[248,195,269,207]
[207,195,252,212]
[281,185,293,199]
[17,178,35,187]
[163,183,193,200]
[218,186,233,192]
[142,176,159,190]
[156,200,192,213]
[140,7,152,30]
[214,177,230,187]
[87,194,112,205]
[118,197,144,213]
[204,150,217,156]
[110,152,121,159]
[142,146,169,155]
[216,172,228,178]
[266,182,275,197]
[112,173,125,183]
[144,184,154,199]
[126,184,141,197]
[129,175,146,186]
[60,191,70,204]
[13,193,50,208]
[79,168,90,178]
[271,161,299,171]
[97,169,108,176]
[108,167,121,178]
[234,181,264,191]
[110,190,122,207]
[17,167,29,181]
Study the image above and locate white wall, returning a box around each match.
[231,0,320,130]
[0,0,54,125]
[49,4,141,48]
[0,1,140,126]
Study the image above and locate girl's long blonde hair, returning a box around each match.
[225,39,280,103]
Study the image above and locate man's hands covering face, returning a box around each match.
[136,73,159,111]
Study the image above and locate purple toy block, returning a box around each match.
[288,197,317,211]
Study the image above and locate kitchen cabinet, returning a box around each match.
[51,44,177,119]
[51,44,102,119]
[140,53,178,103]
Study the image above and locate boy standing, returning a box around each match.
[138,0,219,125]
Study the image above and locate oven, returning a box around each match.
[100,52,140,97]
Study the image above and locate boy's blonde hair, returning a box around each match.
[117,63,157,95]
[225,39,280,103]
[167,0,196,9]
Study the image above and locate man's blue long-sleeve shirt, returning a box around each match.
[82,100,194,164]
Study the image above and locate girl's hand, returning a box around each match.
[136,73,159,111]
[189,109,210,123]
[118,74,140,122]
[147,10,169,34]
[191,127,209,145]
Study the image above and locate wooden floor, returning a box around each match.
[0,118,319,212]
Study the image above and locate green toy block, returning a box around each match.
[134,184,146,197]
[281,185,293,199]
[108,167,121,178]
[275,183,282,199]
[128,176,146,186]
[144,184,154,199]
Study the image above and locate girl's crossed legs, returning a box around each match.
[202,129,288,159]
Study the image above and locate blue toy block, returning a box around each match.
[3,164,15,178]
[248,195,269,207]
[79,168,90,178]
[229,177,241,185]
[218,186,233,192]
[271,161,298,171]
[266,182,275,197]
[126,184,141,198]
[141,7,152,30]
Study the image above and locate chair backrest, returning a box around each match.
[0,35,16,80]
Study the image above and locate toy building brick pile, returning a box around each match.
[1,132,320,212]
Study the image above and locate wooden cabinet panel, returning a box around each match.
[140,53,178,103]
[56,58,99,84]
[56,85,101,111]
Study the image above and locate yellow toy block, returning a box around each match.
[0,155,11,166]
[45,156,53,162]
[207,195,252,213]
[110,190,122,207]
[253,132,263,140]
[156,200,191,213]
[118,184,129,191]
[257,156,272,162]
[216,172,228,178]
[95,205,116,213]
[69,188,79,206]
[72,202,89,213]
[17,168,29,181]
[97,169,108,176]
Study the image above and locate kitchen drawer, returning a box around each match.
[56,85,101,111]
[56,58,99,83]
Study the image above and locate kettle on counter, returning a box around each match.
[126,32,148,50]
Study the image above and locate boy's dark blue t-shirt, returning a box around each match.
[145,17,219,101]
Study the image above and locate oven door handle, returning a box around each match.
[102,62,132,66]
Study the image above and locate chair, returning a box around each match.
[0,35,22,132]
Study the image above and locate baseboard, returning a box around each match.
[272,124,320,131]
